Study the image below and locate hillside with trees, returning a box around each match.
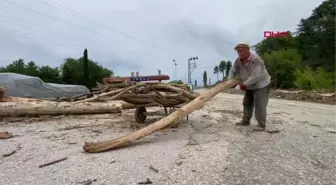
[216,0,335,90]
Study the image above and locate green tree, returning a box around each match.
[218,60,227,80]
[213,66,219,81]
[84,58,112,87]
[169,80,183,84]
[0,66,6,72]
[0,59,62,83]
[39,66,61,83]
[83,48,91,90]
[5,59,26,74]
[295,0,335,72]
[61,57,81,84]
[61,57,112,87]
[203,70,207,87]
[252,32,297,56]
[294,66,334,90]
[0,56,112,86]
[262,49,301,88]
[225,61,232,79]
[25,61,40,77]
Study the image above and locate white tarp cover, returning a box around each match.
[0,73,89,99]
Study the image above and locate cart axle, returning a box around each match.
[134,106,189,123]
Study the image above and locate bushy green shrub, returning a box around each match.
[169,80,183,85]
[262,49,301,88]
[294,66,334,90]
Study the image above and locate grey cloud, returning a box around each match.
[164,20,237,58]
[0,0,325,85]
[0,29,63,66]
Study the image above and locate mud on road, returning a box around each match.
[1,93,335,185]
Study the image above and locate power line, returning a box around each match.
[2,0,135,50]
[0,26,85,48]
[0,14,79,41]
[2,0,170,64]
[0,25,125,65]
[2,0,107,37]
[0,19,150,74]
[0,14,149,62]
[0,14,130,50]
[3,0,334,66]
[1,2,186,75]
[39,0,166,51]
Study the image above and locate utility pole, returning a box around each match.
[187,56,198,84]
[172,59,175,80]
[173,59,177,80]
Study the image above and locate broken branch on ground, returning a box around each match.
[38,157,68,168]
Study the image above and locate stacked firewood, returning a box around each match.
[0,82,198,117]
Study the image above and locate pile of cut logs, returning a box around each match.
[0,82,196,117]
[0,78,241,153]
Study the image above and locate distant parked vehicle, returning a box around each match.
[0,73,89,99]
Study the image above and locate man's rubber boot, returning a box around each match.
[235,120,250,126]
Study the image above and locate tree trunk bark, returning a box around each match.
[83,78,241,153]
[0,96,50,103]
[119,101,157,109]
[0,101,122,117]
[73,82,197,104]
[0,95,157,111]
[0,86,5,100]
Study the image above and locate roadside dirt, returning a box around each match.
[0,92,335,185]
[223,88,336,105]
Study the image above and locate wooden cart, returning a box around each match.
[119,94,189,123]
[102,74,191,123]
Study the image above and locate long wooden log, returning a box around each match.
[120,102,158,109]
[0,96,50,103]
[0,101,122,117]
[82,78,241,153]
[0,95,158,111]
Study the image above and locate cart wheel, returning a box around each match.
[135,106,147,123]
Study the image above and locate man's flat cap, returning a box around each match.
[234,43,250,50]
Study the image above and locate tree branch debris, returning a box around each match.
[38,157,68,168]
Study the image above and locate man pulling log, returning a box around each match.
[228,43,271,131]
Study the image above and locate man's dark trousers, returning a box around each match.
[242,85,270,127]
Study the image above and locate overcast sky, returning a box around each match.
[0,0,324,85]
